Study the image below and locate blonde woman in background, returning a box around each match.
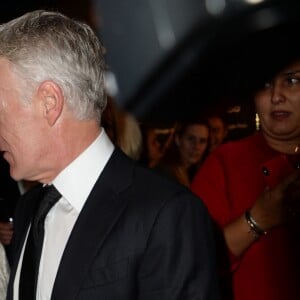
[155,118,210,187]
[102,96,142,160]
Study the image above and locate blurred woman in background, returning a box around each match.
[156,118,210,187]
[102,96,142,160]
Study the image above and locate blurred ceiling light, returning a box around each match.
[227,106,241,113]
[205,0,226,16]
[244,0,265,4]
[251,7,280,30]
[149,0,176,50]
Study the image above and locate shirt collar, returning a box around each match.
[52,128,114,212]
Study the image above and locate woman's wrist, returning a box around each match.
[244,210,268,239]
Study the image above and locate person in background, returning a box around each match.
[139,125,173,168]
[0,155,39,270]
[208,115,228,152]
[0,158,29,299]
[191,58,300,300]
[102,96,142,160]
[0,156,21,266]
[156,119,210,187]
[0,10,219,300]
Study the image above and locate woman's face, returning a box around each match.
[255,60,300,143]
[175,124,209,168]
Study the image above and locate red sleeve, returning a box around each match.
[191,152,241,271]
[191,152,230,227]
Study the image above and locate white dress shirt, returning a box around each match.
[14,129,114,300]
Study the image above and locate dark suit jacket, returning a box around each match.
[7,148,219,299]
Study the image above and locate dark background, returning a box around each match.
[1,0,300,131]
[0,1,92,24]
[94,0,300,125]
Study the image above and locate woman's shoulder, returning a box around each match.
[214,132,263,155]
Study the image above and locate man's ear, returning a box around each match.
[37,81,64,126]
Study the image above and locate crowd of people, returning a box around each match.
[140,114,231,185]
[0,8,298,300]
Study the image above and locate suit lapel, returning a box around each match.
[52,149,134,299]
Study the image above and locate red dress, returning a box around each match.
[191,133,300,300]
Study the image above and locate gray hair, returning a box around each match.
[0,10,107,122]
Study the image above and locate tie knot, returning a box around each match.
[40,184,61,203]
[38,185,61,213]
[33,185,61,237]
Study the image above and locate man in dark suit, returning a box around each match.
[0,10,219,299]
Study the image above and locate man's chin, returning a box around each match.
[2,151,10,161]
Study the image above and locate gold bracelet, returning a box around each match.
[245,210,267,238]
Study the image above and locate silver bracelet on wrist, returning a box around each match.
[245,210,267,238]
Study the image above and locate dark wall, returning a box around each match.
[0,1,92,24]
[95,0,300,123]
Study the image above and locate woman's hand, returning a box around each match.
[251,169,300,231]
[224,169,300,257]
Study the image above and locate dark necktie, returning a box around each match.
[19,185,61,300]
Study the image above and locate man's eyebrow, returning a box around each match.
[282,70,300,76]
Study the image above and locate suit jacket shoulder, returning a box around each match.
[54,148,219,299]
[8,148,220,300]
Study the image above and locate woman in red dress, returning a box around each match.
[192,59,300,300]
